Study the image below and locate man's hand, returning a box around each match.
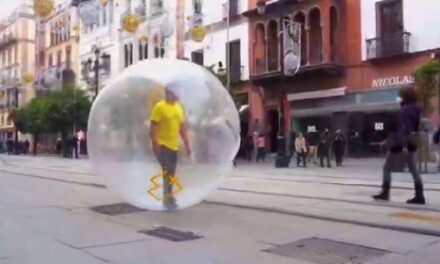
[184,144,192,157]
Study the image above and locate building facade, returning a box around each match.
[35,1,80,94]
[119,0,182,72]
[246,0,440,155]
[0,2,36,142]
[78,0,120,96]
[184,0,262,153]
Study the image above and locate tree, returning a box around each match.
[44,86,92,155]
[414,60,440,117]
[11,98,49,155]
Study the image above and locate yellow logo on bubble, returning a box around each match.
[147,171,183,201]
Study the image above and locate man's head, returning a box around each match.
[165,81,180,103]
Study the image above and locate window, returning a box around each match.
[193,0,202,14]
[48,54,53,67]
[13,45,17,64]
[138,43,144,60]
[160,38,165,58]
[151,0,164,15]
[57,50,62,66]
[254,24,266,74]
[267,20,278,71]
[124,43,134,67]
[191,50,204,65]
[376,0,404,56]
[129,44,133,64]
[144,43,148,59]
[228,40,241,84]
[66,46,72,65]
[377,0,403,36]
[102,6,107,25]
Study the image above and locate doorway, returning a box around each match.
[266,109,279,152]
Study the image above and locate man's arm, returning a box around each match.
[150,121,159,153]
[180,122,191,156]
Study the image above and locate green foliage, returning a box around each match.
[13,86,92,154]
[12,98,48,136]
[45,86,92,135]
[414,60,440,116]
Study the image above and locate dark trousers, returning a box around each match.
[334,150,344,166]
[320,152,331,168]
[256,147,266,162]
[382,152,423,193]
[156,145,178,209]
[297,151,307,167]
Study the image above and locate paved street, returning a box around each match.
[0,155,440,263]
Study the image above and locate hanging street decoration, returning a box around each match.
[79,0,101,27]
[122,13,140,33]
[189,13,206,42]
[34,0,54,18]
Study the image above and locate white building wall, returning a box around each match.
[118,0,179,73]
[183,0,249,81]
[78,0,122,91]
[361,0,440,60]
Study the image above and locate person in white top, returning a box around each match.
[295,133,308,167]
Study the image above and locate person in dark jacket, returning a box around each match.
[373,87,425,204]
[318,129,332,168]
[333,130,346,167]
[244,134,254,162]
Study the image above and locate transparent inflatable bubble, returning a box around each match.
[88,59,240,211]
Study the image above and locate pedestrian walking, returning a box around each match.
[72,135,79,159]
[373,87,425,204]
[295,133,307,167]
[318,129,332,168]
[256,134,266,162]
[307,131,319,164]
[333,129,346,166]
[6,138,13,155]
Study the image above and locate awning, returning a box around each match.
[288,87,347,102]
[291,102,400,118]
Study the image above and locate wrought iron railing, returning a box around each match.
[366,32,411,60]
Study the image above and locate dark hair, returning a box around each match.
[399,87,419,105]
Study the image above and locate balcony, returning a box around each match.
[366,32,411,60]
[0,33,17,51]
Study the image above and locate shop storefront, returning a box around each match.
[290,87,402,157]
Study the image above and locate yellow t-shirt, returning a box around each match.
[150,100,184,151]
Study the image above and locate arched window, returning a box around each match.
[293,12,307,65]
[138,43,144,60]
[309,8,322,64]
[330,6,338,62]
[267,20,279,72]
[254,23,266,74]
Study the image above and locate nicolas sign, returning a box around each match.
[372,75,414,88]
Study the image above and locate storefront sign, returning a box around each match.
[372,75,414,88]
[375,122,384,131]
[307,126,316,132]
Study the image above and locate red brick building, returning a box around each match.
[245,0,440,155]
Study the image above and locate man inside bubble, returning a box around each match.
[149,81,191,210]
